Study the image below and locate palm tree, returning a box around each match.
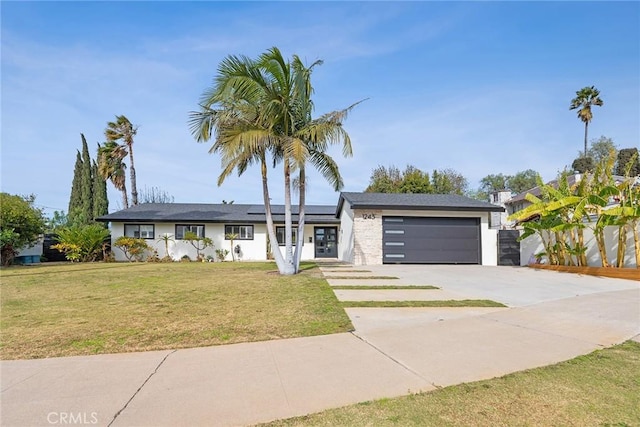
[105,115,139,205]
[190,47,358,275]
[97,141,129,209]
[570,86,604,157]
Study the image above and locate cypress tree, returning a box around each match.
[80,134,93,225]
[68,151,83,225]
[92,160,109,222]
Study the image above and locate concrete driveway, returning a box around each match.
[325,264,639,307]
[325,264,640,335]
[2,265,639,427]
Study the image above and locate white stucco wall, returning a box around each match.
[520,223,639,268]
[336,207,499,266]
[338,203,355,263]
[270,224,319,261]
[109,222,327,262]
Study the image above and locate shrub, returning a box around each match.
[180,255,191,262]
[215,249,229,262]
[0,193,46,266]
[113,237,151,262]
[146,250,161,263]
[51,224,110,262]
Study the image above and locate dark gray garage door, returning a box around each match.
[383,216,481,264]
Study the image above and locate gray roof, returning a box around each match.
[96,203,340,224]
[336,192,504,215]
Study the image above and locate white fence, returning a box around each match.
[520,223,639,268]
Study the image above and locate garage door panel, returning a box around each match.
[385,238,478,251]
[382,216,480,264]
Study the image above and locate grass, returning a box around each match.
[323,270,372,273]
[264,340,640,426]
[331,285,440,290]
[342,300,506,308]
[325,276,399,280]
[0,262,353,359]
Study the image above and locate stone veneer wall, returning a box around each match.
[352,209,382,265]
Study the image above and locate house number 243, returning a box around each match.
[362,213,376,220]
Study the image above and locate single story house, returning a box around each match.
[98,192,503,265]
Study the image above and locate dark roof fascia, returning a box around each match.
[99,217,340,225]
[344,202,503,213]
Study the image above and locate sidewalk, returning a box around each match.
[2,269,639,427]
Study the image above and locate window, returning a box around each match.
[225,225,253,240]
[276,227,297,246]
[124,224,155,239]
[175,224,205,240]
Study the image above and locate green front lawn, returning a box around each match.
[265,341,640,426]
[0,262,353,359]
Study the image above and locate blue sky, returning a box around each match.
[2,1,639,216]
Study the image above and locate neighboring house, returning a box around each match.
[97,203,340,262]
[98,192,504,265]
[335,192,503,266]
[487,190,513,229]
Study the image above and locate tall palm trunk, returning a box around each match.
[583,121,589,157]
[128,148,138,205]
[260,153,286,271]
[121,183,129,210]
[294,167,306,273]
[282,159,295,275]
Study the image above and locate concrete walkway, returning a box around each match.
[2,266,639,427]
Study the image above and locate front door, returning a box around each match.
[314,227,337,258]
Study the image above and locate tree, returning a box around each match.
[139,186,175,204]
[588,136,617,163]
[365,165,403,193]
[68,151,83,225]
[80,134,93,223]
[615,148,640,177]
[479,173,510,194]
[570,86,604,157]
[190,47,357,275]
[509,169,540,194]
[105,115,139,205]
[0,193,46,266]
[432,169,468,195]
[92,160,109,222]
[67,135,108,226]
[46,210,69,233]
[399,166,432,194]
[183,231,213,260]
[571,156,595,174]
[98,141,129,209]
[156,233,175,259]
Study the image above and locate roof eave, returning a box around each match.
[349,204,504,213]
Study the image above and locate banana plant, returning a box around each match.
[601,175,640,267]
